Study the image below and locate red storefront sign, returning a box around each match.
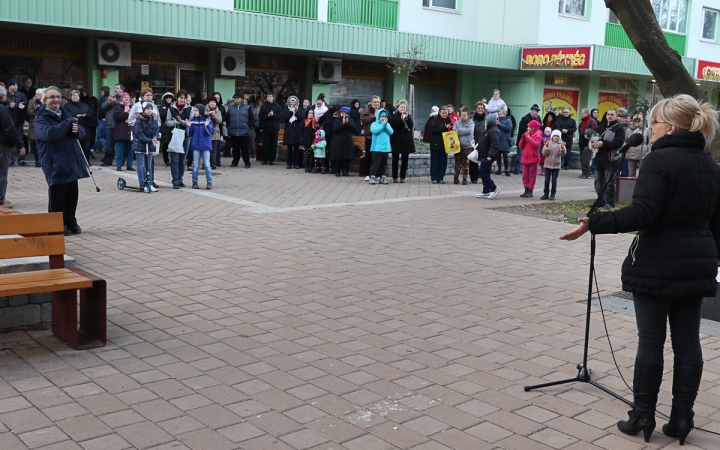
[696,60,720,82]
[521,46,593,70]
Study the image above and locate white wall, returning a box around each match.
[151,0,234,10]
[480,0,541,45]
[535,0,607,46]
[397,0,480,40]
[685,0,720,63]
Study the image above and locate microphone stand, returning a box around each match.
[523,149,632,408]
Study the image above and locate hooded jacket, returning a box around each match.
[370,109,393,152]
[132,112,160,154]
[34,106,89,186]
[497,115,513,152]
[331,115,359,161]
[186,115,214,151]
[311,129,326,158]
[452,117,474,149]
[349,100,362,134]
[128,100,161,127]
[518,129,543,164]
[589,131,720,299]
[542,131,567,170]
[477,122,501,161]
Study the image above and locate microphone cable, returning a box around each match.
[592,269,720,438]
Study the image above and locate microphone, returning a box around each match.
[616,132,644,155]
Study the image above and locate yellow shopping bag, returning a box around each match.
[442,130,460,154]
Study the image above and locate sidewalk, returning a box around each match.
[1,162,718,449]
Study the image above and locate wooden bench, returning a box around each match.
[0,212,106,349]
[354,136,367,177]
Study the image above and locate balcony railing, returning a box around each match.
[234,0,318,20]
[605,22,686,56]
[328,0,399,30]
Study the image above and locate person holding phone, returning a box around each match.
[112,92,134,171]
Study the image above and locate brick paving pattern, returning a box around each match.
[1,162,719,449]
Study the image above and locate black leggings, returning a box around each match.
[49,181,79,228]
[392,151,409,180]
[495,152,509,172]
[633,293,703,366]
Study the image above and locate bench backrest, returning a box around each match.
[0,212,66,269]
[352,136,365,146]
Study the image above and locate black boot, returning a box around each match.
[453,176,459,184]
[617,362,664,443]
[662,363,703,446]
[549,190,556,200]
[519,188,528,198]
[540,189,549,200]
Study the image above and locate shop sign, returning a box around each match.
[696,60,720,82]
[521,46,592,70]
[597,92,628,121]
[543,88,580,119]
[141,64,149,75]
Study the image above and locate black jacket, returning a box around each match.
[554,114,577,148]
[473,113,486,146]
[429,116,451,151]
[516,112,537,146]
[281,107,305,146]
[589,131,720,299]
[388,111,415,155]
[349,104,362,135]
[259,101,282,133]
[478,122,501,161]
[331,116,359,161]
[6,90,27,124]
[594,120,625,166]
[64,101,98,139]
[0,104,23,148]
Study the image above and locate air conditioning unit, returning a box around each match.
[97,40,131,66]
[316,58,342,83]
[220,49,245,77]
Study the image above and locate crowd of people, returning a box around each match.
[1,79,656,214]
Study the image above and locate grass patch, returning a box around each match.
[493,200,630,224]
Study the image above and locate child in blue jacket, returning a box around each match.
[186,104,215,190]
[132,102,160,191]
[369,108,393,185]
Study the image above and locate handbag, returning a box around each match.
[507,137,514,148]
[442,130,460,154]
[168,126,185,153]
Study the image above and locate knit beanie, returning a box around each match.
[551,129,562,139]
[142,101,154,112]
[430,106,439,117]
[339,106,351,114]
[545,127,552,134]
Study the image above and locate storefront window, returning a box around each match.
[0,56,85,96]
[235,72,303,106]
[179,68,205,104]
[120,64,175,103]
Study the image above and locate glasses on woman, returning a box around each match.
[45,95,61,100]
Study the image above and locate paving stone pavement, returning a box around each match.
[1,161,719,450]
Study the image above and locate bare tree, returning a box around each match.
[606,0,720,159]
[386,37,434,79]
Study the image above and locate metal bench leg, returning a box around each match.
[52,290,79,348]
[73,268,107,349]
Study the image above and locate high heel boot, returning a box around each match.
[617,362,664,442]
[662,363,703,446]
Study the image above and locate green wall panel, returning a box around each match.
[0,0,520,71]
[592,45,694,77]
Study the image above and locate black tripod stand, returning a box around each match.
[524,151,632,408]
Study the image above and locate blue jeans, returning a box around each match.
[192,150,212,183]
[135,152,154,187]
[103,127,115,165]
[479,159,497,194]
[170,138,189,185]
[430,149,446,182]
[594,164,616,208]
[544,168,559,191]
[514,147,523,172]
[618,158,629,177]
[115,140,133,168]
[633,293,703,365]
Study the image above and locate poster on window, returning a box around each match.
[542,89,579,119]
[597,92,628,121]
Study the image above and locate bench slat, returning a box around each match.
[0,212,64,235]
[0,269,92,297]
[0,235,66,259]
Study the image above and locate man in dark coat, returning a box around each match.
[6,78,28,165]
[258,93,282,165]
[0,87,26,208]
[554,107,577,169]
[476,114,502,198]
[360,96,380,179]
[591,108,625,209]
[515,104,540,174]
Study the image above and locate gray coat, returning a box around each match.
[453,118,474,148]
[101,94,122,128]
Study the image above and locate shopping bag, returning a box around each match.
[442,130,460,154]
[467,149,479,164]
[168,127,185,153]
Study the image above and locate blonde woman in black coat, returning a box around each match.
[561,94,720,446]
[388,99,415,183]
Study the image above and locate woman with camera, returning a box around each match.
[560,94,720,445]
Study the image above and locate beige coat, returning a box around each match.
[207,108,223,140]
[541,140,567,170]
[625,124,652,161]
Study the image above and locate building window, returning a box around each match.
[422,0,457,11]
[608,10,620,24]
[558,0,586,17]
[702,8,719,41]
[651,0,688,33]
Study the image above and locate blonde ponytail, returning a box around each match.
[650,94,719,150]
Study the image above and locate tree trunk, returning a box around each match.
[605,0,720,160]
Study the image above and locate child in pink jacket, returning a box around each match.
[518,119,542,198]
